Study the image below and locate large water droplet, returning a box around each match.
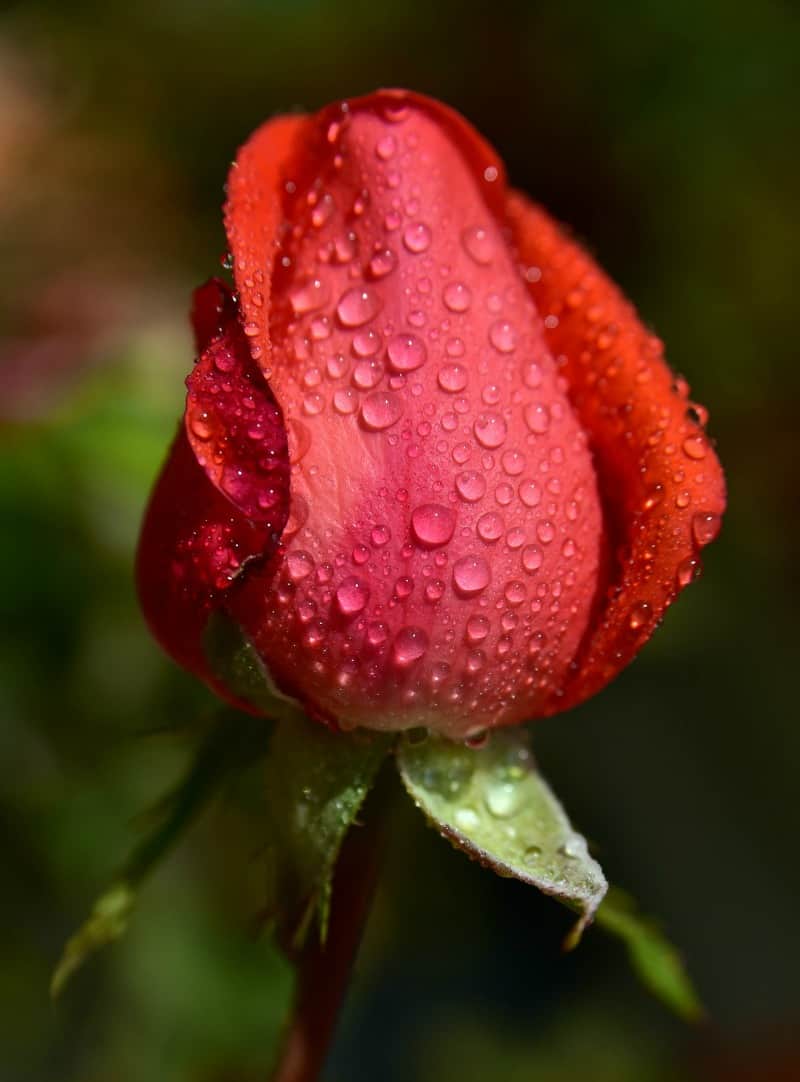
[393,626,429,666]
[361,391,403,430]
[368,247,397,279]
[333,388,359,414]
[474,413,507,449]
[466,614,490,643]
[477,511,504,542]
[692,511,721,546]
[402,221,431,253]
[411,503,456,547]
[462,225,494,265]
[443,282,472,313]
[290,278,328,315]
[521,545,543,573]
[453,555,491,596]
[286,550,314,581]
[524,402,550,433]
[387,333,427,372]
[489,320,517,353]
[485,780,521,818]
[337,287,381,327]
[438,363,468,393]
[455,471,486,502]
[336,576,370,616]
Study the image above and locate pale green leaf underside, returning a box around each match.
[397,728,607,939]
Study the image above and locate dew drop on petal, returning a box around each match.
[443,282,472,312]
[453,555,491,596]
[403,221,431,253]
[438,364,468,393]
[361,390,403,430]
[411,503,456,547]
[462,225,494,265]
[474,413,507,449]
[489,320,517,353]
[336,576,370,616]
[337,287,381,327]
[393,626,429,667]
[456,471,486,502]
[387,333,427,372]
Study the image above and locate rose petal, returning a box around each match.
[137,287,289,699]
[222,92,604,735]
[506,192,726,714]
[185,312,289,526]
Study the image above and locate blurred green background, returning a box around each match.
[1,1,798,1079]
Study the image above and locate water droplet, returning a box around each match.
[362,388,403,432]
[368,247,397,279]
[403,221,431,253]
[558,836,583,860]
[411,503,456,547]
[286,550,314,581]
[352,329,380,357]
[310,192,335,228]
[519,479,541,508]
[462,225,494,265]
[518,545,542,575]
[477,511,504,542]
[485,781,521,818]
[466,614,490,643]
[628,601,651,630]
[387,333,427,372]
[455,471,486,502]
[683,435,707,460]
[489,320,517,353]
[524,402,550,433]
[371,524,391,547]
[455,807,479,830]
[336,576,370,616]
[437,363,468,393]
[474,413,507,449]
[504,580,526,605]
[394,575,413,599]
[676,556,699,587]
[692,511,721,547]
[190,413,212,440]
[290,278,328,315]
[303,619,328,648]
[392,626,429,666]
[353,358,384,389]
[453,555,491,596]
[337,287,381,327]
[425,579,445,603]
[523,845,542,865]
[443,282,472,312]
[333,388,359,414]
[536,520,555,544]
[375,134,397,160]
[367,621,388,646]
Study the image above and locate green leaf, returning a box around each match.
[397,728,607,940]
[52,709,272,997]
[262,713,394,954]
[596,887,704,1021]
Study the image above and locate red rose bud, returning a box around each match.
[137,89,725,738]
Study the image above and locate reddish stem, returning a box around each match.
[269,792,387,1082]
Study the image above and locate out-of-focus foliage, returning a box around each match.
[1,1,798,1080]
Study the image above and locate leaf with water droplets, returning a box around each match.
[594,887,704,1021]
[397,728,607,939]
[262,714,394,954]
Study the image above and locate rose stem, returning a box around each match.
[269,776,390,1082]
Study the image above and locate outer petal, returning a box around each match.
[506,192,726,714]
[136,282,289,699]
[223,93,604,737]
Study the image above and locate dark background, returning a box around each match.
[1,1,798,1079]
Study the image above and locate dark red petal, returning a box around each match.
[191,277,239,353]
[506,192,726,714]
[185,318,289,526]
[137,292,289,701]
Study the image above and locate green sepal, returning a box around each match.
[262,714,394,955]
[596,887,704,1021]
[51,708,272,997]
[397,728,607,940]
